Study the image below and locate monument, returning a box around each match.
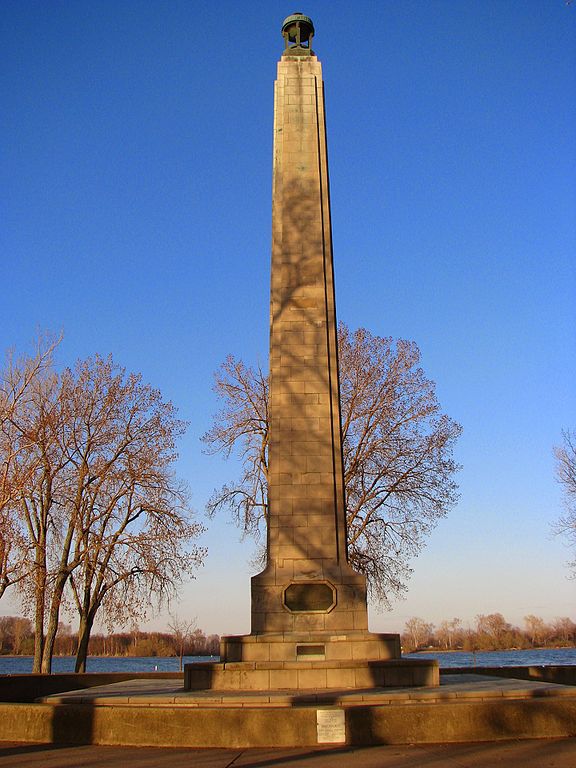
[185,13,438,691]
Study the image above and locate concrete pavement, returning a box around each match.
[1,739,576,767]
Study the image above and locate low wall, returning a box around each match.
[0,698,576,746]
[0,672,182,703]
[445,666,576,686]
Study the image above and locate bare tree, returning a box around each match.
[475,613,512,649]
[1,335,67,670]
[203,323,461,605]
[2,345,205,672]
[339,326,461,602]
[523,615,547,647]
[0,334,61,602]
[168,614,197,671]
[437,617,462,650]
[403,617,434,651]
[203,355,268,540]
[553,616,576,644]
[64,356,206,672]
[554,430,576,573]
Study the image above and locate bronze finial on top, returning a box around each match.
[281,12,314,53]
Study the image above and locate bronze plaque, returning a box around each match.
[283,582,335,613]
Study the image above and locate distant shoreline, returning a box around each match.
[0,653,217,659]
[408,646,576,654]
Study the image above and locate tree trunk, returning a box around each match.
[33,597,45,673]
[32,546,46,673]
[41,571,69,673]
[75,617,89,673]
[75,610,96,673]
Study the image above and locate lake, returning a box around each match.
[1,648,576,674]
[405,647,576,668]
[0,655,218,674]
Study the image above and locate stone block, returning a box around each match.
[269,668,299,689]
[325,641,352,661]
[303,403,329,417]
[352,611,369,631]
[212,669,240,689]
[354,666,377,688]
[305,457,332,474]
[297,667,327,689]
[352,640,380,661]
[292,561,324,580]
[284,85,316,95]
[257,612,289,632]
[239,669,271,690]
[243,642,271,663]
[293,613,326,631]
[327,666,355,688]
[269,643,294,662]
[184,666,212,689]
[287,94,313,104]
[324,611,354,632]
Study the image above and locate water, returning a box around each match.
[1,648,575,674]
[404,647,576,668]
[0,655,218,674]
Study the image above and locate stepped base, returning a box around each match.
[184,657,438,691]
[220,630,401,663]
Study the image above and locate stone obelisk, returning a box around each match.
[250,14,369,638]
[185,14,438,691]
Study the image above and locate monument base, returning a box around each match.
[184,631,439,691]
[221,630,401,663]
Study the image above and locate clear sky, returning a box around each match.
[2,1,575,637]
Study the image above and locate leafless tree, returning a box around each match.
[168,613,197,671]
[64,356,206,672]
[475,613,511,648]
[0,334,61,602]
[554,430,576,574]
[203,356,268,540]
[403,617,434,651]
[339,326,461,603]
[437,617,462,650]
[203,323,461,606]
[2,344,205,672]
[553,616,576,644]
[524,614,547,647]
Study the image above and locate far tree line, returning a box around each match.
[0,616,219,658]
[402,613,576,652]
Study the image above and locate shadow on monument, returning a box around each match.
[342,693,576,745]
[50,702,95,746]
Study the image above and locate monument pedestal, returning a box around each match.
[184,650,438,691]
[185,564,438,691]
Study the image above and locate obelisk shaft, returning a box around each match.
[250,46,369,636]
[268,53,347,568]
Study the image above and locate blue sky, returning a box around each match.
[1,1,575,636]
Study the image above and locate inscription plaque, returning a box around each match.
[283,581,336,613]
[316,709,346,744]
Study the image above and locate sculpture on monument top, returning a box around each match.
[281,13,315,51]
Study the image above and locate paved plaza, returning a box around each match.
[38,673,576,706]
[1,738,575,768]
